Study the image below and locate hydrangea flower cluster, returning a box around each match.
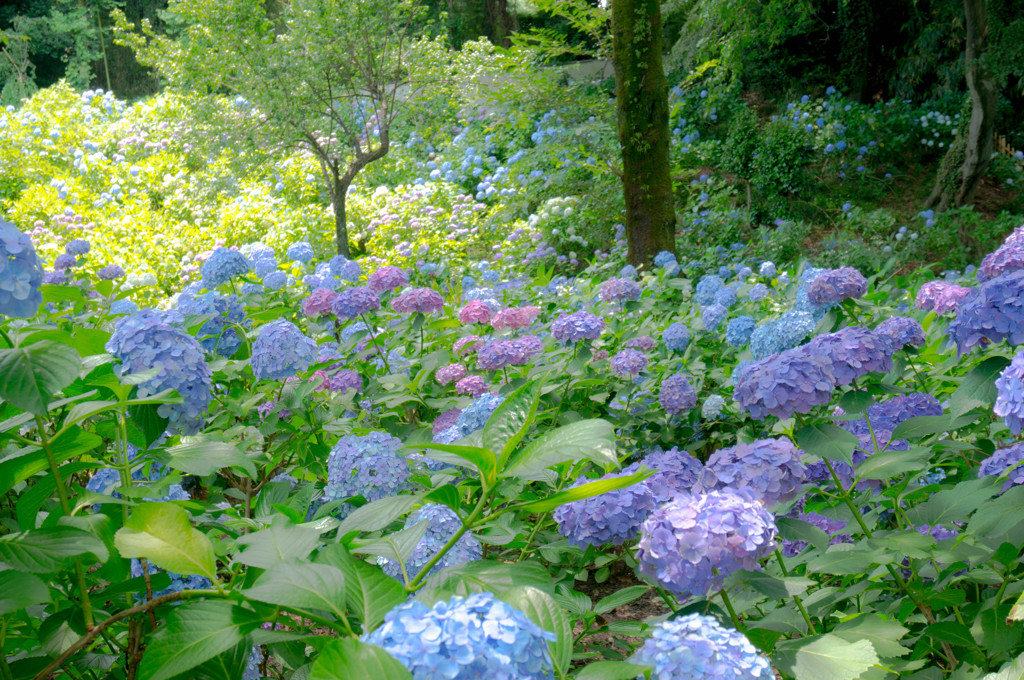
[599,277,642,303]
[663,322,690,352]
[456,375,490,397]
[201,247,250,288]
[490,305,541,330]
[325,368,362,393]
[454,335,484,356]
[332,286,381,319]
[392,287,445,314]
[434,393,505,444]
[251,319,316,380]
[107,310,212,434]
[631,614,772,680]
[734,349,835,420]
[98,264,126,280]
[177,292,249,357]
[324,432,410,505]
[476,336,543,370]
[379,504,482,581]
[978,442,1024,491]
[624,335,655,351]
[726,316,756,347]
[553,470,656,548]
[0,220,44,318]
[807,327,893,386]
[631,446,703,503]
[659,374,697,415]
[302,288,339,317]
[65,238,91,256]
[367,265,408,291]
[806,267,868,306]
[551,310,605,343]
[978,242,1024,282]
[915,280,971,314]
[702,303,728,331]
[702,394,726,419]
[876,316,926,349]
[949,270,1024,352]
[286,241,314,262]
[698,438,807,506]
[362,593,555,680]
[436,363,468,386]
[996,351,1024,434]
[759,261,777,278]
[695,275,725,306]
[636,489,778,597]
[749,310,816,360]
[654,251,677,267]
[459,300,494,324]
[748,283,770,302]
[54,253,77,270]
[610,349,648,377]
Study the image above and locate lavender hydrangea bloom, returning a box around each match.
[695,275,725,305]
[663,322,691,352]
[979,442,1024,491]
[726,316,756,347]
[43,270,67,286]
[698,438,807,506]
[631,614,772,680]
[434,393,505,444]
[286,241,314,262]
[0,220,44,318]
[793,266,829,317]
[659,374,697,415]
[325,432,410,504]
[98,264,126,280]
[553,471,656,548]
[367,265,408,291]
[748,283,770,302]
[702,303,728,331]
[251,319,316,380]
[456,375,490,397]
[201,248,249,288]
[915,281,971,314]
[917,524,958,542]
[65,238,90,256]
[325,369,362,393]
[551,310,605,343]
[806,327,893,385]
[392,287,444,314]
[749,310,816,360]
[332,286,381,319]
[634,447,703,503]
[734,349,836,420]
[949,270,1024,352]
[876,316,926,350]
[979,242,1024,282]
[843,393,942,434]
[362,593,555,680]
[996,352,1024,434]
[620,264,638,279]
[339,260,362,282]
[254,257,278,278]
[806,267,868,306]
[476,340,521,371]
[54,253,77,270]
[600,277,642,303]
[636,489,778,597]
[759,261,776,278]
[380,504,482,580]
[782,512,849,556]
[177,292,249,357]
[624,335,656,351]
[110,298,138,315]
[610,348,648,377]
[262,271,287,291]
[106,310,212,434]
[702,394,726,419]
[436,363,467,386]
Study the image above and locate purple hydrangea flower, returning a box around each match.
[600,277,642,303]
[806,267,868,306]
[876,316,926,350]
[806,327,893,386]
[734,349,836,420]
[456,375,490,396]
[98,264,126,280]
[726,316,756,347]
[367,265,408,292]
[698,438,807,506]
[328,255,349,276]
[714,286,738,308]
[840,393,942,435]
[553,470,656,548]
[325,369,362,393]
[636,489,778,597]
[459,300,495,324]
[42,270,68,286]
[915,281,971,314]
[200,248,249,288]
[610,348,648,377]
[254,257,278,279]
[0,221,44,318]
[332,286,381,319]
[177,292,249,357]
[996,351,1024,434]
[633,446,703,503]
[631,614,772,680]
[624,335,656,351]
[979,242,1024,282]
[392,287,444,314]
[476,340,521,371]
[917,524,958,542]
[551,310,605,343]
[379,504,482,580]
[286,241,314,262]
[302,289,339,317]
[433,393,505,444]
[436,363,467,386]
[65,238,90,256]
[324,431,410,504]
[251,319,316,380]
[339,260,362,282]
[659,374,697,415]
[663,322,690,352]
[263,271,287,291]
[949,270,1024,352]
[979,442,1024,491]
[432,407,462,435]
[54,253,77,270]
[748,283,770,302]
[362,593,555,679]
[490,306,541,330]
[454,336,484,356]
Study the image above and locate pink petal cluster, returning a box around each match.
[915,281,972,314]
[490,305,541,330]
[454,335,484,356]
[367,265,409,292]
[302,288,339,317]
[459,300,495,324]
[456,375,491,397]
[436,363,468,386]
[392,287,444,314]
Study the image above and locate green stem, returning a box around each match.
[651,584,679,614]
[407,489,491,591]
[360,313,390,374]
[0,618,14,680]
[719,588,743,630]
[774,549,816,634]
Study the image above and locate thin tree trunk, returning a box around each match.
[484,0,518,48]
[333,177,350,257]
[610,0,677,267]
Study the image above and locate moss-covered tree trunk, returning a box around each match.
[610,0,676,268]
[924,0,996,211]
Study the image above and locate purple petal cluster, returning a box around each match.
[324,431,410,504]
[454,335,484,356]
[600,277,642,303]
[65,238,90,256]
[633,447,703,503]
[251,319,316,380]
[54,253,77,270]
[806,326,893,385]
[380,504,482,580]
[177,292,249,357]
[663,322,691,352]
[551,310,605,343]
[610,348,648,377]
[979,242,1024,282]
[659,374,697,415]
[806,267,868,306]
[995,351,1024,434]
[949,270,1024,352]
[433,393,505,444]
[631,614,772,680]
[0,220,44,318]
[636,489,778,597]
[553,470,656,548]
[459,300,494,324]
[326,369,362,393]
[698,438,807,506]
[367,265,409,291]
[331,286,381,319]
[456,374,491,397]
[915,280,971,314]
[978,442,1024,491]
[490,305,541,330]
[624,335,656,351]
[392,287,444,314]
[875,316,926,350]
[98,264,126,280]
[200,247,249,288]
[436,363,468,386]
[734,350,835,420]
[362,592,555,680]
[302,288,339,317]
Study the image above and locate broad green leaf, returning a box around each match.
[594,585,650,614]
[923,621,979,649]
[0,427,102,496]
[244,562,347,618]
[159,440,256,478]
[350,521,429,566]
[484,379,542,465]
[729,570,815,599]
[337,493,426,535]
[868,531,937,560]
[0,527,108,572]
[512,469,652,513]
[0,570,50,614]
[413,443,497,482]
[502,586,572,678]
[115,502,217,580]
[855,447,931,481]
[951,357,1011,418]
[890,415,950,440]
[0,341,81,415]
[575,660,652,679]
[503,418,616,480]
[130,402,171,448]
[984,653,1024,680]
[234,517,320,569]
[309,638,411,680]
[138,600,261,680]
[806,546,888,575]
[194,642,250,680]
[779,634,879,680]
[417,560,553,603]
[797,424,859,468]
[777,516,835,552]
[315,545,406,632]
[832,615,910,658]
[905,477,1001,527]
[838,390,874,414]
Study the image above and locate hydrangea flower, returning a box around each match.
[98,264,126,280]
[303,288,339,317]
[54,253,77,270]
[978,242,1024,282]
[130,559,211,599]
[659,374,696,415]
[875,316,926,350]
[610,349,648,377]
[917,524,958,542]
[254,257,278,279]
[200,248,249,288]
[654,251,677,267]
[979,442,1024,491]
[326,369,362,393]
[759,261,777,278]
[734,349,836,420]
[328,255,350,276]
[433,393,505,444]
[695,275,725,305]
[624,335,655,351]
[748,283,769,302]
[702,303,728,331]
[433,408,462,436]
[65,238,91,256]
[110,298,138,315]
[553,470,656,548]
[362,592,555,680]
[286,241,314,262]
[663,322,690,352]
[459,300,495,324]
[107,310,212,434]
[456,375,490,397]
[339,260,362,282]
[714,286,738,308]
[0,220,44,318]
[43,270,67,286]
[840,393,942,435]
[251,319,317,380]
[379,504,482,581]
[996,351,1024,434]
[633,447,703,503]
[702,394,726,419]
[491,306,541,330]
[915,280,971,314]
[793,266,829,317]
[454,335,484,356]
[324,431,410,505]
[476,340,522,371]
[392,287,444,314]
[620,264,638,279]
[636,489,778,597]
[806,267,868,307]
[631,614,772,680]
[726,316,756,347]
[748,310,816,360]
[806,327,893,386]
[600,277,642,303]
[177,292,249,357]
[436,363,467,386]
[263,270,287,291]
[551,310,604,343]
[367,265,408,291]
[698,438,807,506]
[331,286,381,319]
[948,270,1024,352]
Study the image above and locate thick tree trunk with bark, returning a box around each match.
[610,0,677,268]
[924,0,996,211]
[332,176,351,257]
[483,0,518,48]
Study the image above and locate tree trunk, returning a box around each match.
[333,177,350,257]
[924,0,996,211]
[483,0,518,48]
[610,0,677,268]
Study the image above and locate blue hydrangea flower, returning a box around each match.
[332,286,381,319]
[718,266,732,280]
[695,275,725,306]
[633,447,703,503]
[949,270,1024,353]
[806,267,868,307]
[65,238,91,256]
[177,292,249,357]
[748,283,769,302]
[979,242,1024,282]
[434,393,505,445]
[106,310,212,434]
[98,264,126,280]
[654,251,677,268]
[551,310,604,343]
[714,286,738,308]
[201,248,250,288]
[324,431,411,505]
[286,241,314,262]
[251,319,316,380]
[620,264,637,279]
[339,259,362,282]
[553,470,656,548]
[702,303,728,331]
[748,310,816,360]
[242,242,275,264]
[996,351,1024,434]
[54,253,77,270]
[379,504,482,581]
[759,261,776,278]
[636,488,778,597]
[979,442,1024,491]
[659,374,697,415]
[243,646,261,680]
[702,394,726,420]
[328,254,349,276]
[0,220,44,318]
[631,614,772,680]
[726,316,756,347]
[110,298,138,315]
[362,593,555,680]
[734,349,836,420]
[840,393,942,435]
[263,270,287,291]
[610,348,648,377]
[663,322,690,352]
[793,266,829,317]
[875,316,926,350]
[806,326,893,386]
[698,438,807,507]
[254,257,279,279]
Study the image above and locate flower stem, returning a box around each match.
[773,549,816,634]
[360,313,390,374]
[719,587,743,630]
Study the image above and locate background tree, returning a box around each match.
[114,0,420,256]
[610,0,676,266]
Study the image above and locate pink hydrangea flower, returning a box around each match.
[454,335,484,356]
[456,375,491,397]
[491,305,541,330]
[367,265,409,292]
[459,300,495,324]
[436,363,468,386]
[392,287,444,314]
[302,288,339,317]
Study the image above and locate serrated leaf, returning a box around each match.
[729,570,815,599]
[315,545,406,632]
[160,440,256,478]
[337,493,425,535]
[0,341,81,415]
[797,423,859,468]
[0,527,108,572]
[594,585,649,614]
[234,517,320,569]
[905,476,1000,527]
[350,521,430,566]
[484,379,542,465]
[890,414,950,440]
[784,634,879,680]
[0,570,50,614]
[777,516,834,552]
[309,638,411,680]
[855,447,931,481]
[832,615,910,658]
[575,660,651,680]
[244,562,346,619]
[115,502,216,580]
[503,418,616,480]
[951,357,1011,418]
[417,560,553,602]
